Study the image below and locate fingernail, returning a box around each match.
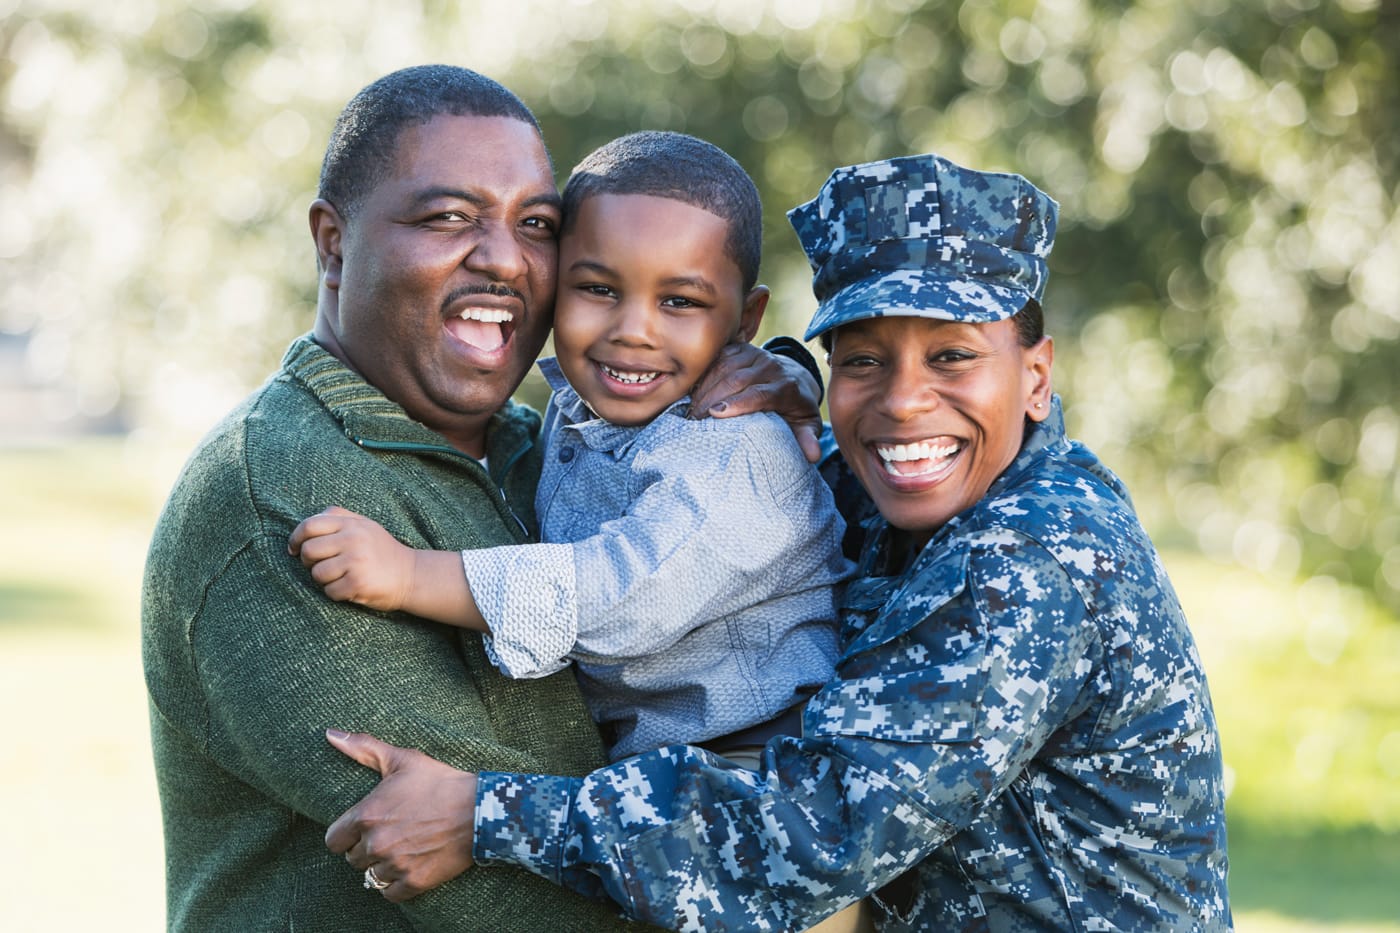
[711,401,728,414]
[326,728,349,741]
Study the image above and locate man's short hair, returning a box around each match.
[561,131,763,291]
[319,64,544,219]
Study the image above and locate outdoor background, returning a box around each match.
[2,0,1398,929]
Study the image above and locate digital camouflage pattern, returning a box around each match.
[789,153,1058,340]
[474,399,1231,932]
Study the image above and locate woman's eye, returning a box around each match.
[932,349,976,364]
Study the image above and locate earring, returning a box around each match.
[1035,402,1044,409]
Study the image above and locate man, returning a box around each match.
[142,65,817,932]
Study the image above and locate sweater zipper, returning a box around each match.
[348,435,531,542]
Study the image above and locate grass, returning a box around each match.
[2,437,1397,931]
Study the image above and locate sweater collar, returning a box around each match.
[281,334,540,471]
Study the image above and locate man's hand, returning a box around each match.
[288,506,417,612]
[691,342,823,463]
[324,729,478,903]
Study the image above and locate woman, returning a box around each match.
[323,153,1231,932]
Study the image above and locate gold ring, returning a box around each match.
[363,866,391,891]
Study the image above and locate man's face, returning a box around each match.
[552,193,764,426]
[316,114,560,456]
[827,315,1051,549]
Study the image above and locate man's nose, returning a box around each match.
[463,222,528,282]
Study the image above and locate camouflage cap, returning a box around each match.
[788,153,1058,340]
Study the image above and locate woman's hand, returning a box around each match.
[324,729,478,902]
[691,342,824,463]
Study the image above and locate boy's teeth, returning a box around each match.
[601,364,660,385]
[459,308,513,323]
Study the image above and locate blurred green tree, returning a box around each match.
[1,0,1396,611]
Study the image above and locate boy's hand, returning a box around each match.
[288,506,417,613]
[691,342,823,462]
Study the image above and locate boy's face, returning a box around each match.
[827,315,1052,549]
[553,193,767,426]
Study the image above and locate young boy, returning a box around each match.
[289,131,852,764]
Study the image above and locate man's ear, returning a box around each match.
[1024,335,1054,421]
[734,285,770,344]
[309,199,345,291]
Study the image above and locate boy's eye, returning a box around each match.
[660,296,699,310]
[581,284,616,298]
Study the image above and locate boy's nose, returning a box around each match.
[608,300,659,347]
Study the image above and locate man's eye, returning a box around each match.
[522,216,557,235]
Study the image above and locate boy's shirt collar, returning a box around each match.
[538,356,692,456]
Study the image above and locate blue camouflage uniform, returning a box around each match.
[472,154,1231,931]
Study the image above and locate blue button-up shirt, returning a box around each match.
[473,398,1230,931]
[465,359,852,760]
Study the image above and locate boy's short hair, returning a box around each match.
[320,65,544,219]
[561,131,763,291]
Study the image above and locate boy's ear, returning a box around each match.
[734,285,770,344]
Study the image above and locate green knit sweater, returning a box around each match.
[142,336,646,931]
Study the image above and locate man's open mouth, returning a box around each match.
[446,308,515,352]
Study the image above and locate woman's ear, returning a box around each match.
[1024,335,1054,421]
[309,199,345,291]
[734,285,771,344]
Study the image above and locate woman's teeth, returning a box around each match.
[877,440,960,476]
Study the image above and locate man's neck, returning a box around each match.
[310,324,490,460]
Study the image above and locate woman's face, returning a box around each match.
[827,315,1053,550]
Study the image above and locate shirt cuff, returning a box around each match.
[474,771,583,883]
[462,543,578,678]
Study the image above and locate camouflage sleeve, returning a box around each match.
[476,532,1103,932]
